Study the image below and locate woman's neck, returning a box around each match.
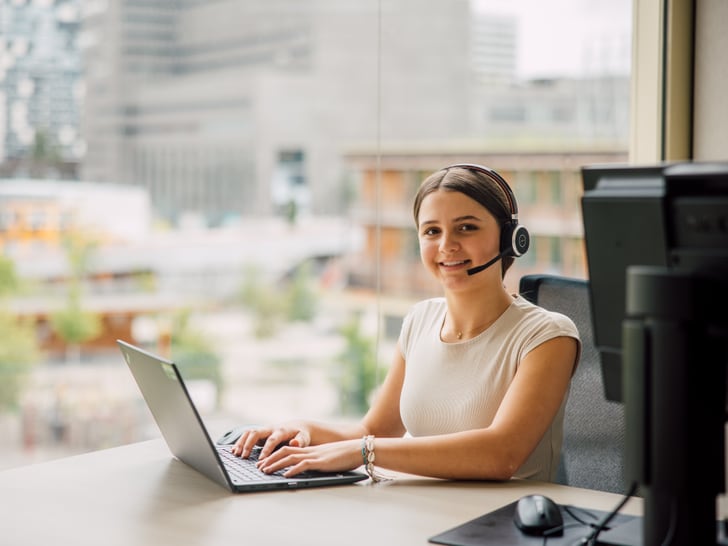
[441,285,514,342]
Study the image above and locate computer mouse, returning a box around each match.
[513,494,564,536]
[216,425,251,445]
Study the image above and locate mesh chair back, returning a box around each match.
[519,274,626,493]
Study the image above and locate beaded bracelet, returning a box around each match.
[361,434,390,483]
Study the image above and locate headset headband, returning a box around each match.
[444,163,518,222]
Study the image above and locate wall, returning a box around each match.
[693,0,728,161]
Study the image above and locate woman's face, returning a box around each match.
[417,188,502,290]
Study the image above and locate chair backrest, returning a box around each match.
[519,274,626,494]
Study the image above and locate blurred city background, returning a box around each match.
[0,0,632,469]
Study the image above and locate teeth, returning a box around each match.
[442,261,466,266]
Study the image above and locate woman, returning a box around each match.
[232,165,580,482]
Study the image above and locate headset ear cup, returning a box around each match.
[512,224,530,257]
[501,222,530,257]
[500,221,516,257]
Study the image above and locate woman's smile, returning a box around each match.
[439,259,471,270]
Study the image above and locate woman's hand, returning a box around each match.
[256,439,362,477]
[231,423,311,460]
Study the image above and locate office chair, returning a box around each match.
[518,274,626,494]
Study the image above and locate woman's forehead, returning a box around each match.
[417,189,492,221]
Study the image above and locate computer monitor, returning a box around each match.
[581,164,671,402]
[581,161,728,546]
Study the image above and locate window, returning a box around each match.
[549,172,562,205]
[0,0,633,469]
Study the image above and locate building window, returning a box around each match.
[550,236,562,266]
[273,149,308,217]
[550,172,562,205]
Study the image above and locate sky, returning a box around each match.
[473,0,633,78]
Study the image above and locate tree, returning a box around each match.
[28,130,62,179]
[238,264,317,339]
[50,303,102,361]
[50,232,102,362]
[169,310,223,407]
[334,313,381,416]
[285,260,317,322]
[0,257,40,411]
[0,257,19,296]
[0,312,41,411]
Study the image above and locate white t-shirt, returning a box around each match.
[398,295,580,482]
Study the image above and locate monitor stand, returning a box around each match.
[597,516,728,546]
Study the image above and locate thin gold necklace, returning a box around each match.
[453,321,491,340]
[451,294,513,341]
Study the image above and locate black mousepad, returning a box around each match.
[429,500,640,546]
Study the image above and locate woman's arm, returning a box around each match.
[233,345,408,460]
[364,335,578,480]
[257,335,577,480]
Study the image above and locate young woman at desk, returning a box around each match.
[232,164,580,482]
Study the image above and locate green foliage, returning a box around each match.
[251,288,286,338]
[334,313,381,416]
[238,265,262,308]
[238,262,318,338]
[28,130,63,178]
[50,232,102,355]
[284,199,298,226]
[0,256,19,298]
[62,231,98,279]
[286,261,317,322]
[169,311,223,405]
[0,258,41,410]
[31,130,61,163]
[50,304,102,346]
[134,270,156,292]
[0,312,40,411]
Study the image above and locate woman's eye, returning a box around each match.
[422,227,439,236]
[459,224,478,232]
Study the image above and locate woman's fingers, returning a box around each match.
[289,430,311,448]
[231,428,270,457]
[259,427,303,459]
[256,446,309,476]
[230,423,312,459]
[257,440,359,477]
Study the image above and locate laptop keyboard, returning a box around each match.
[217,445,289,481]
[217,445,333,483]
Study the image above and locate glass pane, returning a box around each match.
[0,0,632,469]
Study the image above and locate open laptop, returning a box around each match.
[117,339,367,492]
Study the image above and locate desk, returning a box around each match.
[1,439,642,546]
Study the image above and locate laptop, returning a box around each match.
[117,339,368,492]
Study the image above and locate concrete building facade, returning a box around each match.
[79,0,474,225]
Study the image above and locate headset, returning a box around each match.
[444,163,530,258]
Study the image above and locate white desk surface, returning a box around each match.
[1,439,642,546]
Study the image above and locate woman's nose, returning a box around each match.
[439,232,459,252]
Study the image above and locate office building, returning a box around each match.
[476,75,630,144]
[0,0,83,168]
[470,12,517,86]
[79,0,473,225]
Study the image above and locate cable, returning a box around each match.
[659,496,677,546]
[584,481,639,545]
[562,504,602,527]
[542,522,588,545]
